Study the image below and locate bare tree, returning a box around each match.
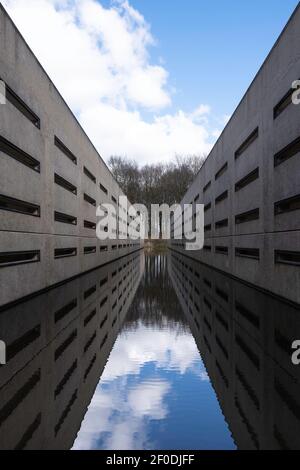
[108,154,206,237]
[109,156,141,204]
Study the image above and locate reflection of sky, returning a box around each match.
[72,321,235,450]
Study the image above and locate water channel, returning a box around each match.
[0,251,299,450]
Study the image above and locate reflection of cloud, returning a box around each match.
[128,380,170,419]
[101,323,206,381]
[73,325,209,450]
[105,421,147,450]
[199,371,209,381]
[73,378,170,450]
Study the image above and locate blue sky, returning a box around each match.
[123,0,299,118]
[4,0,299,164]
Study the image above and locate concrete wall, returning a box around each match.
[170,5,300,304]
[0,5,142,307]
[169,251,300,450]
[0,251,144,449]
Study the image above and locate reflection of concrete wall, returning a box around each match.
[0,252,144,450]
[0,341,5,365]
[0,5,142,307]
[170,5,300,304]
[169,251,300,450]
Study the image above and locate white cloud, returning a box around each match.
[190,104,211,122]
[223,114,232,124]
[3,0,216,165]
[80,105,212,165]
[212,129,222,139]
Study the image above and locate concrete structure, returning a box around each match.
[0,5,142,308]
[0,251,144,449]
[169,251,300,450]
[170,4,300,304]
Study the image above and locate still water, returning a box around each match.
[73,255,235,450]
[0,251,299,449]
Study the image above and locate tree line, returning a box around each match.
[108,154,206,209]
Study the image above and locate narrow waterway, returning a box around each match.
[0,251,299,450]
[73,255,235,450]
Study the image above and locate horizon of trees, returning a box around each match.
[108,154,206,208]
[108,154,206,239]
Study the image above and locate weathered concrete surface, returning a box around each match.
[171,5,300,304]
[0,5,142,306]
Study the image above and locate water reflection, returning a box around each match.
[169,251,300,450]
[0,250,300,450]
[0,251,143,450]
[73,255,235,450]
